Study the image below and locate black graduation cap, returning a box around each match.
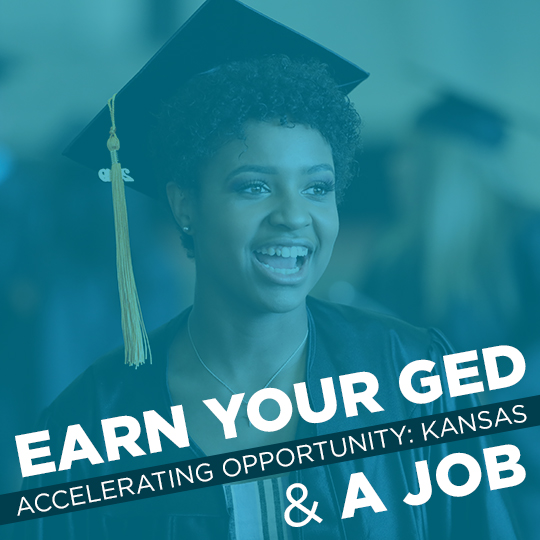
[64,0,369,199]
[62,0,369,369]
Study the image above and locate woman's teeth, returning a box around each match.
[256,246,309,258]
[254,246,309,275]
[261,263,300,275]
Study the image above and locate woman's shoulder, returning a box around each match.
[306,297,462,424]
[307,296,453,359]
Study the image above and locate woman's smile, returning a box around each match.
[252,241,312,283]
[170,120,339,313]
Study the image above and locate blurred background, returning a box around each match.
[1,0,539,538]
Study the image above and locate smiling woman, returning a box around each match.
[172,121,339,305]
[167,118,340,455]
[180,122,337,300]
[17,0,519,539]
[157,55,360,458]
[163,61,351,457]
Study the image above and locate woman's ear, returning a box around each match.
[166,181,193,232]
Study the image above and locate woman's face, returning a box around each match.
[172,121,339,314]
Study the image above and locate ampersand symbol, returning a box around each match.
[284,483,323,527]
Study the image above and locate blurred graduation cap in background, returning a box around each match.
[416,92,508,149]
[337,89,516,229]
[62,0,369,368]
[412,87,540,208]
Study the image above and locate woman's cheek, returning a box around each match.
[320,208,340,244]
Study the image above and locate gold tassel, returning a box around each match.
[106,94,152,368]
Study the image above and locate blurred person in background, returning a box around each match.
[364,93,530,353]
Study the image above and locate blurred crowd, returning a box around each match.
[315,93,540,539]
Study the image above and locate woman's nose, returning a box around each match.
[267,191,312,230]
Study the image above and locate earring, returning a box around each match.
[182,226,190,232]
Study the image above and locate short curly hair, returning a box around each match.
[155,55,362,252]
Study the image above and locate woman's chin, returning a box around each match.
[248,287,312,315]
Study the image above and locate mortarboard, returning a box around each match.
[64,0,368,199]
[63,0,369,368]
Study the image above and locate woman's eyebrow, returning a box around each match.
[305,164,335,175]
[225,165,277,180]
[225,163,335,180]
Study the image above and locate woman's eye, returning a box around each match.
[304,182,335,197]
[238,181,270,195]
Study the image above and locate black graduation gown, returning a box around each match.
[17,297,519,539]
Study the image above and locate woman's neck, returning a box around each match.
[186,286,309,388]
